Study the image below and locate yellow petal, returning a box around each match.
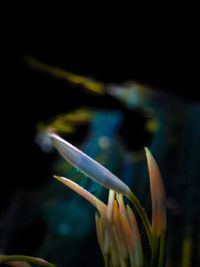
[113,200,119,224]
[95,213,105,255]
[116,193,126,215]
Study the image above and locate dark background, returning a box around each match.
[1,5,199,266]
[5,34,197,192]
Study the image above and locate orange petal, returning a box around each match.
[127,205,144,266]
[113,198,129,259]
[145,148,167,236]
[119,214,135,266]
[112,225,128,260]
[106,224,120,267]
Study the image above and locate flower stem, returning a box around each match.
[104,254,110,267]
[158,231,166,267]
[127,191,153,250]
[151,236,159,267]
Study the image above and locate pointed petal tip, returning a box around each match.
[53,175,71,186]
[53,175,60,179]
[144,147,155,165]
[48,132,69,145]
[144,147,150,155]
[53,175,64,183]
[48,133,62,142]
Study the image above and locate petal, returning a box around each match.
[95,213,105,255]
[116,193,126,216]
[107,190,115,221]
[113,200,119,224]
[119,214,135,267]
[49,133,130,195]
[127,205,144,266]
[112,201,129,259]
[112,225,128,260]
[102,218,121,267]
[54,175,106,214]
[145,148,167,236]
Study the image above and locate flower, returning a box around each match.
[54,176,143,267]
[50,134,167,266]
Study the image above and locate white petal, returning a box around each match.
[49,133,130,195]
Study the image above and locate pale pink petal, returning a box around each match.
[107,190,115,221]
[54,176,107,214]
